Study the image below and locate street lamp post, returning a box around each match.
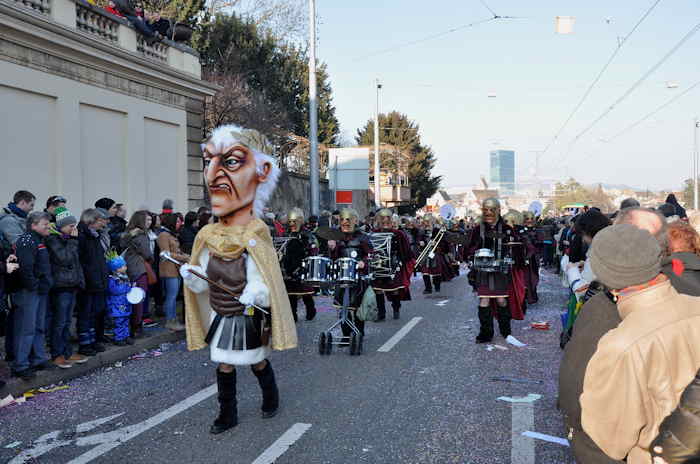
[308,0,319,216]
[374,80,381,209]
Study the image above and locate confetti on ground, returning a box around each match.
[23,385,70,398]
[490,376,544,385]
[506,335,527,347]
[530,321,551,330]
[4,441,21,449]
[129,349,163,360]
[0,395,26,409]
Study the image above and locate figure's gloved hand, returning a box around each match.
[239,281,270,308]
[180,264,208,294]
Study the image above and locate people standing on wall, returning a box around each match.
[158,213,189,330]
[0,190,36,245]
[11,211,53,381]
[121,210,154,337]
[45,207,88,368]
[77,209,109,356]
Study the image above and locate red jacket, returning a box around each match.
[104,6,123,17]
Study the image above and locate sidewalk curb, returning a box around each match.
[2,330,186,398]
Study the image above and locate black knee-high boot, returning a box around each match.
[423,275,433,294]
[375,292,386,321]
[252,360,279,419]
[210,369,238,434]
[434,276,442,293]
[288,295,299,322]
[476,304,494,343]
[389,294,401,319]
[497,303,512,337]
[303,294,316,320]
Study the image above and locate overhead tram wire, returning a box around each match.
[352,17,497,62]
[568,18,700,146]
[603,79,700,143]
[533,0,663,165]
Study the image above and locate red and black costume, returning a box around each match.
[417,226,453,294]
[519,225,540,304]
[371,227,415,320]
[330,230,372,335]
[281,229,318,322]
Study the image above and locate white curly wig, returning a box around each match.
[202,124,281,218]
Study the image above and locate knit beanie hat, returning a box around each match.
[162,199,174,214]
[105,250,126,272]
[95,197,116,210]
[589,224,662,290]
[55,206,77,230]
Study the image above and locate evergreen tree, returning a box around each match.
[356,111,441,211]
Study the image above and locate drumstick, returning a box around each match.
[161,252,270,315]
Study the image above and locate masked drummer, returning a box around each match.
[371,209,415,320]
[465,198,518,343]
[327,208,371,337]
[417,214,451,294]
[282,207,319,322]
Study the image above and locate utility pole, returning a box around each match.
[374,79,381,209]
[308,0,319,216]
[695,118,699,210]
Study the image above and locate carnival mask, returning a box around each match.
[523,212,535,227]
[482,198,501,225]
[288,210,304,232]
[203,143,271,221]
[339,209,358,233]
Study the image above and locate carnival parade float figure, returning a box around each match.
[280,207,318,322]
[370,209,415,320]
[179,124,297,435]
[328,208,371,337]
[520,211,540,304]
[466,198,519,343]
[417,214,452,294]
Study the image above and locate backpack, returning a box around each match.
[357,287,378,322]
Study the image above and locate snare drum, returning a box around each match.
[127,286,146,304]
[473,248,497,273]
[302,256,333,286]
[335,257,359,287]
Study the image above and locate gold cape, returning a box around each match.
[184,218,298,352]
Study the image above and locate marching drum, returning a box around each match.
[473,248,497,273]
[335,257,359,287]
[127,286,146,304]
[301,256,333,286]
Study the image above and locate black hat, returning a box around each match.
[95,197,116,210]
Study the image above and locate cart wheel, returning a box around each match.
[356,334,363,355]
[349,333,357,356]
[319,332,327,355]
[325,332,333,355]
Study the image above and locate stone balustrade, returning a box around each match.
[75,2,117,43]
[3,0,200,77]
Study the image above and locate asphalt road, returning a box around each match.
[1,268,573,464]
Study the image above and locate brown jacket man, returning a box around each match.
[580,224,700,463]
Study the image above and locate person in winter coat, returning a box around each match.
[666,193,687,220]
[157,213,189,330]
[661,221,700,296]
[580,225,700,464]
[105,252,133,345]
[45,207,87,368]
[565,210,611,300]
[11,211,53,381]
[650,368,700,464]
[77,209,109,356]
[0,190,36,245]
[146,212,163,318]
[120,210,153,336]
[179,211,198,255]
[0,235,19,388]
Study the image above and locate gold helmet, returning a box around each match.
[288,208,305,222]
[339,208,359,221]
[503,210,523,226]
[377,208,393,218]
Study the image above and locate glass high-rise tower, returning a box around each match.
[489,150,515,195]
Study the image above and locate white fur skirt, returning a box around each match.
[208,311,271,366]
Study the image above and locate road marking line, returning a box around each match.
[497,393,541,403]
[377,317,423,352]
[497,394,542,464]
[252,423,312,464]
[435,299,449,306]
[66,385,217,464]
[75,413,125,434]
[522,431,569,447]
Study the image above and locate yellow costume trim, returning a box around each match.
[184,219,298,352]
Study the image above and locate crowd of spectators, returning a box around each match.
[99,0,192,46]
[556,197,700,463]
[0,190,211,387]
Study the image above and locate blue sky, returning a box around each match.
[316,0,700,191]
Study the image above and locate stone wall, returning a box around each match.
[268,171,332,214]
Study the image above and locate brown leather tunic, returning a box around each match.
[207,254,247,316]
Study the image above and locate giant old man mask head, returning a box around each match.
[202,125,280,225]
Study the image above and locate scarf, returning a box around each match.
[7,203,27,219]
[184,218,297,352]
